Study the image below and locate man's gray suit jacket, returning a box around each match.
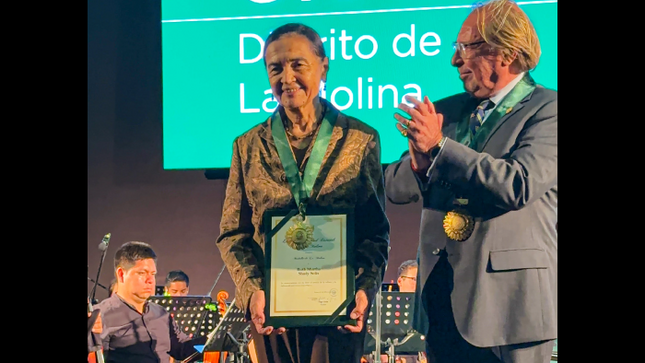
[384,85,557,348]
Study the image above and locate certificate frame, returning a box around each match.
[263,207,355,328]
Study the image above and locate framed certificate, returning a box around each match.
[263,208,355,328]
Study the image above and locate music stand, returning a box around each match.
[203,298,253,363]
[364,291,423,363]
[149,295,218,338]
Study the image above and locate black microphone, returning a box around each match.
[98,233,111,251]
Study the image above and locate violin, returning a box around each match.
[202,290,230,363]
[201,290,259,363]
[217,290,229,315]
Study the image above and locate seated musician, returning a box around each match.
[161,270,250,363]
[163,271,191,363]
[396,260,419,294]
[164,270,190,296]
[88,241,207,363]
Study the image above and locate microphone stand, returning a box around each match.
[207,265,228,297]
[198,264,228,336]
[87,277,109,292]
[90,240,109,303]
[88,299,106,363]
[88,234,110,363]
[374,289,382,363]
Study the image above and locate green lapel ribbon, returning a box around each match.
[271,99,338,217]
[455,73,537,150]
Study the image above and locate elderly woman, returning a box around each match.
[216,23,390,363]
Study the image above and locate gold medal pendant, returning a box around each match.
[443,210,474,241]
[285,216,315,250]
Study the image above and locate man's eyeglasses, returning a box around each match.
[400,275,417,282]
[452,40,487,58]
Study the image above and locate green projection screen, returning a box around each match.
[161,0,557,170]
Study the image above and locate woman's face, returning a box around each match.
[264,33,328,111]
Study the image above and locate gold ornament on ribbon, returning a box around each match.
[443,211,474,241]
[443,198,474,241]
[285,217,314,250]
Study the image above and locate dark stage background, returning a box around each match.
[87,0,423,302]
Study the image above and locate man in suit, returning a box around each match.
[384,1,556,363]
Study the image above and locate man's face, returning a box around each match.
[165,281,189,296]
[451,12,507,99]
[118,258,157,302]
[397,267,418,293]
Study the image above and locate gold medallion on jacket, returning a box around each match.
[285,216,314,250]
[443,199,474,241]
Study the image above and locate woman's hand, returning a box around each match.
[249,290,286,335]
[338,289,369,333]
